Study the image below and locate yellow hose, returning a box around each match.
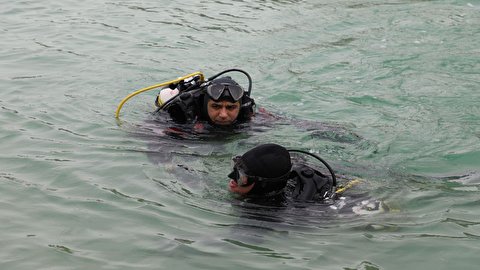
[335,179,362,195]
[115,71,204,118]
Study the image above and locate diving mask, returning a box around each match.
[207,83,244,101]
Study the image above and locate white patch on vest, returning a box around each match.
[352,199,385,215]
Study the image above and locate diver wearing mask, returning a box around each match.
[228,144,338,203]
[155,69,256,126]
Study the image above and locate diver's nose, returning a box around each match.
[219,107,228,118]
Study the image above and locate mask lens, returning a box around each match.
[230,156,252,186]
[229,168,239,181]
[206,84,225,100]
[227,85,244,101]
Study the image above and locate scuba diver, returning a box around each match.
[228,143,337,202]
[153,69,256,127]
[115,69,257,138]
[227,143,384,213]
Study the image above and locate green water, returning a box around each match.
[1,0,479,269]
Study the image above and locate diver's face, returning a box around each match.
[228,176,255,195]
[207,99,240,125]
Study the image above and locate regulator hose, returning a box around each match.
[287,149,337,188]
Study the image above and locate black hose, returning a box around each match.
[287,149,337,187]
[207,68,253,95]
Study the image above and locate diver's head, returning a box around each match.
[203,77,244,126]
[228,144,292,197]
[206,99,240,126]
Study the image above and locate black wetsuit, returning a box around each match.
[240,164,334,207]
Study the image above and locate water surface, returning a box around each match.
[1,0,479,269]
